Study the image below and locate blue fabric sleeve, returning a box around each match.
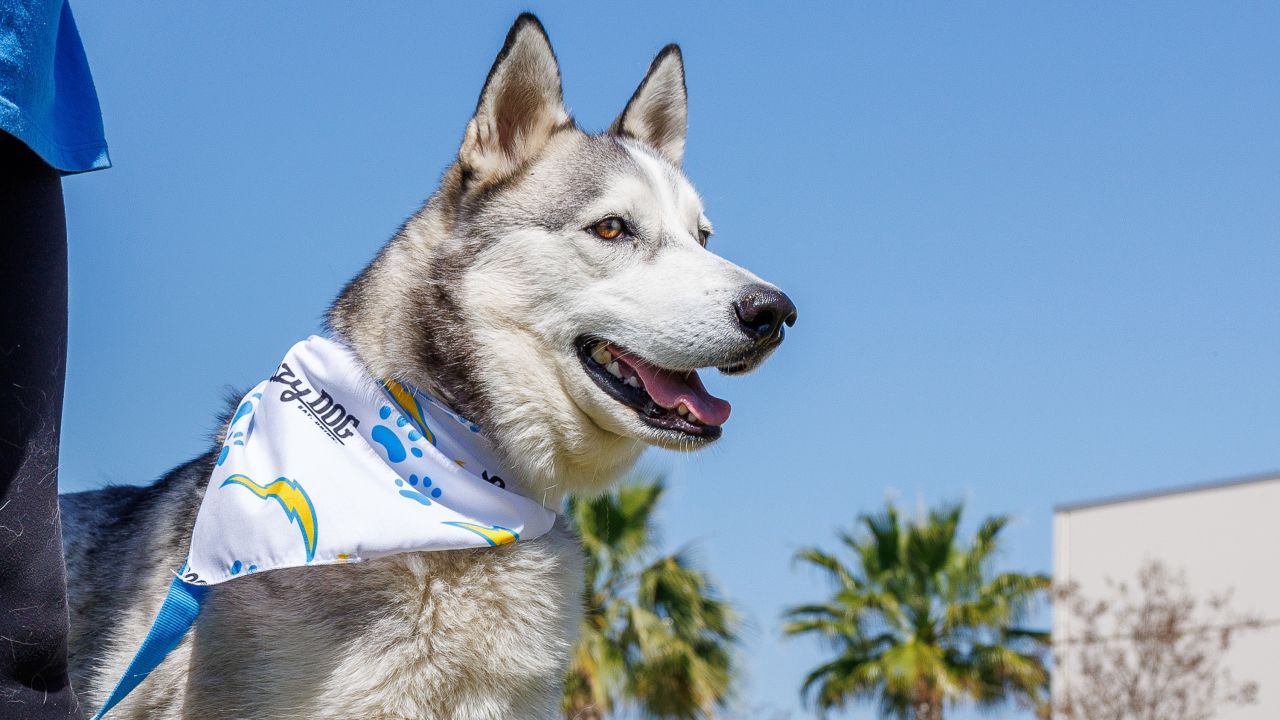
[0,0,110,174]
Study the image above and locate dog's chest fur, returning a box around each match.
[62,460,584,720]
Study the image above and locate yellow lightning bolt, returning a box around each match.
[383,379,436,445]
[221,474,319,562]
[443,521,520,547]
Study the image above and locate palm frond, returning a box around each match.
[784,498,1051,720]
[565,477,739,718]
[794,546,859,590]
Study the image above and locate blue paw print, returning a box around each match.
[229,559,258,576]
[394,473,443,505]
[217,393,262,466]
[371,404,446,506]
[371,405,425,463]
[216,431,245,466]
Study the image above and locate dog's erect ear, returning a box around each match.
[610,45,688,166]
[459,14,570,181]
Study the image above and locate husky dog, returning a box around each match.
[61,14,795,720]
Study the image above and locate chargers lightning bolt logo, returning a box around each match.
[221,474,319,562]
[443,521,519,547]
[383,379,436,445]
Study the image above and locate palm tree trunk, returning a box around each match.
[912,692,944,720]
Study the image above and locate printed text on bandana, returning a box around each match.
[270,361,360,443]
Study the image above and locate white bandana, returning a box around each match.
[186,335,557,584]
[91,336,557,718]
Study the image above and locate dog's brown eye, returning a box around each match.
[591,217,627,240]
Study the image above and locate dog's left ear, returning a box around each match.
[610,45,688,166]
[460,14,570,182]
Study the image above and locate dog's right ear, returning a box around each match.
[459,14,570,183]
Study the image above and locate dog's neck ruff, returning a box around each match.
[90,336,557,719]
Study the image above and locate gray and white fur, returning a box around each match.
[62,14,795,719]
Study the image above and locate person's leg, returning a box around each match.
[0,132,82,718]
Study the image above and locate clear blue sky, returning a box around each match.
[60,3,1279,718]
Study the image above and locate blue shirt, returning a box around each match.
[1,0,108,173]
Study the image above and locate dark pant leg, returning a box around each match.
[0,132,82,718]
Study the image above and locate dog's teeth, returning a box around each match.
[591,347,613,365]
[624,375,640,388]
[606,361,623,379]
[676,403,689,416]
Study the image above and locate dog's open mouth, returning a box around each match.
[576,338,730,439]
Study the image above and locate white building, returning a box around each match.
[1053,473,1280,720]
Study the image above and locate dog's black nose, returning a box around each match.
[733,286,797,343]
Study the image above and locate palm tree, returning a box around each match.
[784,501,1050,720]
[563,479,738,719]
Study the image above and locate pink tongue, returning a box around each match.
[621,354,732,426]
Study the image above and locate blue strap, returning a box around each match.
[91,575,209,719]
